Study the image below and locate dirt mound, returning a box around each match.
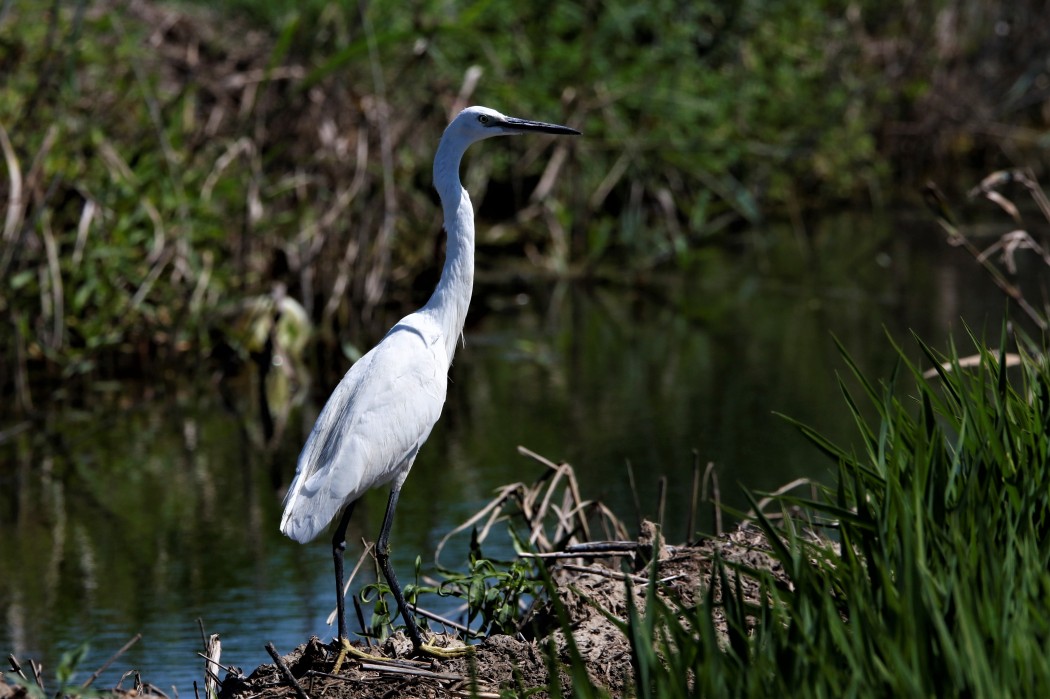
[224,523,784,698]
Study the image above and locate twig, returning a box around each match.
[656,476,667,534]
[929,177,1049,330]
[81,633,142,689]
[687,451,701,540]
[625,459,642,531]
[0,121,23,243]
[352,596,371,648]
[521,551,627,559]
[265,643,309,699]
[566,541,641,554]
[40,204,64,350]
[748,478,815,518]
[71,197,96,269]
[559,563,648,585]
[7,655,27,682]
[30,659,44,693]
[359,662,464,681]
[406,603,483,638]
[701,462,722,537]
[435,483,521,565]
[196,652,239,677]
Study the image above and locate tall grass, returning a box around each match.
[587,330,1050,696]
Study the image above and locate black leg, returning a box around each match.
[376,485,424,649]
[331,502,355,643]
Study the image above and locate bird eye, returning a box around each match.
[477,114,490,125]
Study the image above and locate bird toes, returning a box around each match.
[417,635,475,658]
[331,637,390,673]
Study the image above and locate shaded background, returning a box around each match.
[2,0,1048,692]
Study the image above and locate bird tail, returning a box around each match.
[279,469,323,543]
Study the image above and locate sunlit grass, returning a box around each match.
[573,329,1050,696]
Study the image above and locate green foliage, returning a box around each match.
[3,0,1039,388]
[552,329,1050,695]
[362,530,544,641]
[358,579,397,643]
[430,529,544,636]
[223,0,888,254]
[0,3,259,377]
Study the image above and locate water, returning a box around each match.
[0,215,1012,692]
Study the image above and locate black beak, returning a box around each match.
[501,116,581,136]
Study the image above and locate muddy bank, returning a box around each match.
[213,523,784,699]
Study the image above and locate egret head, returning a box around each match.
[447,106,580,145]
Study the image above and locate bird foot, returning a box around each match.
[417,641,474,658]
[330,633,474,673]
[416,633,475,658]
[331,637,389,673]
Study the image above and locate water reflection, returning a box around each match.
[0,216,1010,691]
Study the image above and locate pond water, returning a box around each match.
[0,213,1013,692]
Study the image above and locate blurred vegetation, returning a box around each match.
[1,0,1048,402]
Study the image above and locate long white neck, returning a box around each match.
[424,132,476,363]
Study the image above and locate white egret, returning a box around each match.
[280,106,580,656]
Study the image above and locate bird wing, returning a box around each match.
[279,315,449,543]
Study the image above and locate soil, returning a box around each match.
[207,522,786,699]
[0,522,786,699]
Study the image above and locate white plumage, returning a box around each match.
[280,318,447,543]
[279,105,579,653]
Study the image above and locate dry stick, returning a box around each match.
[534,463,569,548]
[560,563,682,587]
[0,121,23,243]
[1018,168,1050,231]
[81,633,142,689]
[475,490,516,547]
[407,603,483,638]
[265,643,309,699]
[71,198,97,270]
[595,502,629,541]
[521,550,636,560]
[521,539,679,560]
[625,459,643,532]
[435,483,520,565]
[749,478,814,518]
[352,596,372,649]
[563,459,591,542]
[702,462,723,537]
[687,451,701,541]
[196,619,209,656]
[656,476,667,533]
[0,121,23,255]
[196,652,240,678]
[566,540,640,554]
[7,655,28,682]
[31,659,45,694]
[359,662,464,681]
[932,190,1048,331]
[38,213,63,349]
